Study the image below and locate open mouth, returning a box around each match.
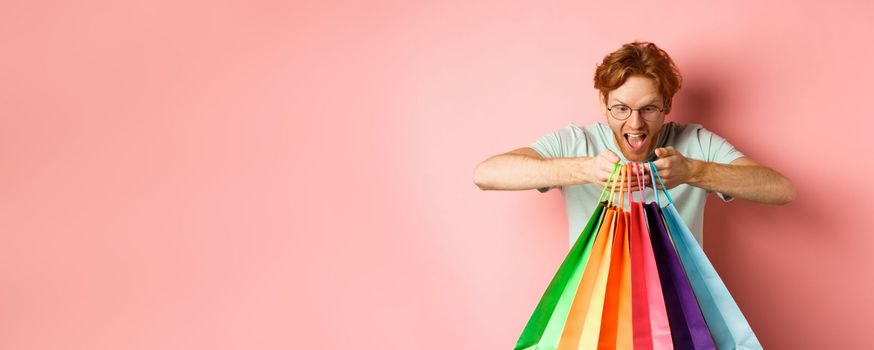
[624,133,647,152]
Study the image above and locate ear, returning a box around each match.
[598,92,608,116]
[663,98,671,118]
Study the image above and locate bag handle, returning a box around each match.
[631,162,645,204]
[620,164,627,209]
[626,162,633,205]
[648,162,659,206]
[648,161,674,205]
[598,163,621,203]
[609,164,624,207]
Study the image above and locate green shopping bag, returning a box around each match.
[514,165,619,349]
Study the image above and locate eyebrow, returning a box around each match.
[610,98,662,106]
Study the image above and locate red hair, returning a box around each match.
[594,42,682,114]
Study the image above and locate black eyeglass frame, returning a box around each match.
[606,104,665,121]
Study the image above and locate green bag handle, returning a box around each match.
[597,163,621,203]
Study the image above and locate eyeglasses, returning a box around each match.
[607,104,664,121]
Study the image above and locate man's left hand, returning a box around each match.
[652,146,699,189]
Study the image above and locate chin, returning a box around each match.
[621,146,649,162]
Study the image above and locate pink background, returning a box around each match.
[2,0,872,349]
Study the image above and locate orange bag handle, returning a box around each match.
[609,164,624,207]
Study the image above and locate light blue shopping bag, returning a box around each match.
[649,162,763,350]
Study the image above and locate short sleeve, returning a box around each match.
[530,126,570,159]
[697,127,744,164]
[696,127,745,201]
[529,124,581,193]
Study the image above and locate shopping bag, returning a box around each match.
[597,164,640,349]
[516,160,762,350]
[644,163,715,349]
[629,163,673,350]
[514,201,607,349]
[514,165,619,349]
[557,205,617,349]
[649,162,763,349]
[596,199,632,349]
[558,165,627,349]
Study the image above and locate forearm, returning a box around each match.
[473,154,590,191]
[687,159,795,204]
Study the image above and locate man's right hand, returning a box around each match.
[475,147,647,192]
[585,149,620,187]
[580,150,650,192]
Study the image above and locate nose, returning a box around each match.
[627,110,645,128]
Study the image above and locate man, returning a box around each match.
[473,41,794,246]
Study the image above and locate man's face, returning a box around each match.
[600,75,666,162]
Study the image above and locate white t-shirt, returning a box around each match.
[529,121,744,247]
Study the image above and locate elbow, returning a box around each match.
[783,182,796,204]
[775,178,796,205]
[473,163,493,191]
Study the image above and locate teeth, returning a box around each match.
[626,133,644,138]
